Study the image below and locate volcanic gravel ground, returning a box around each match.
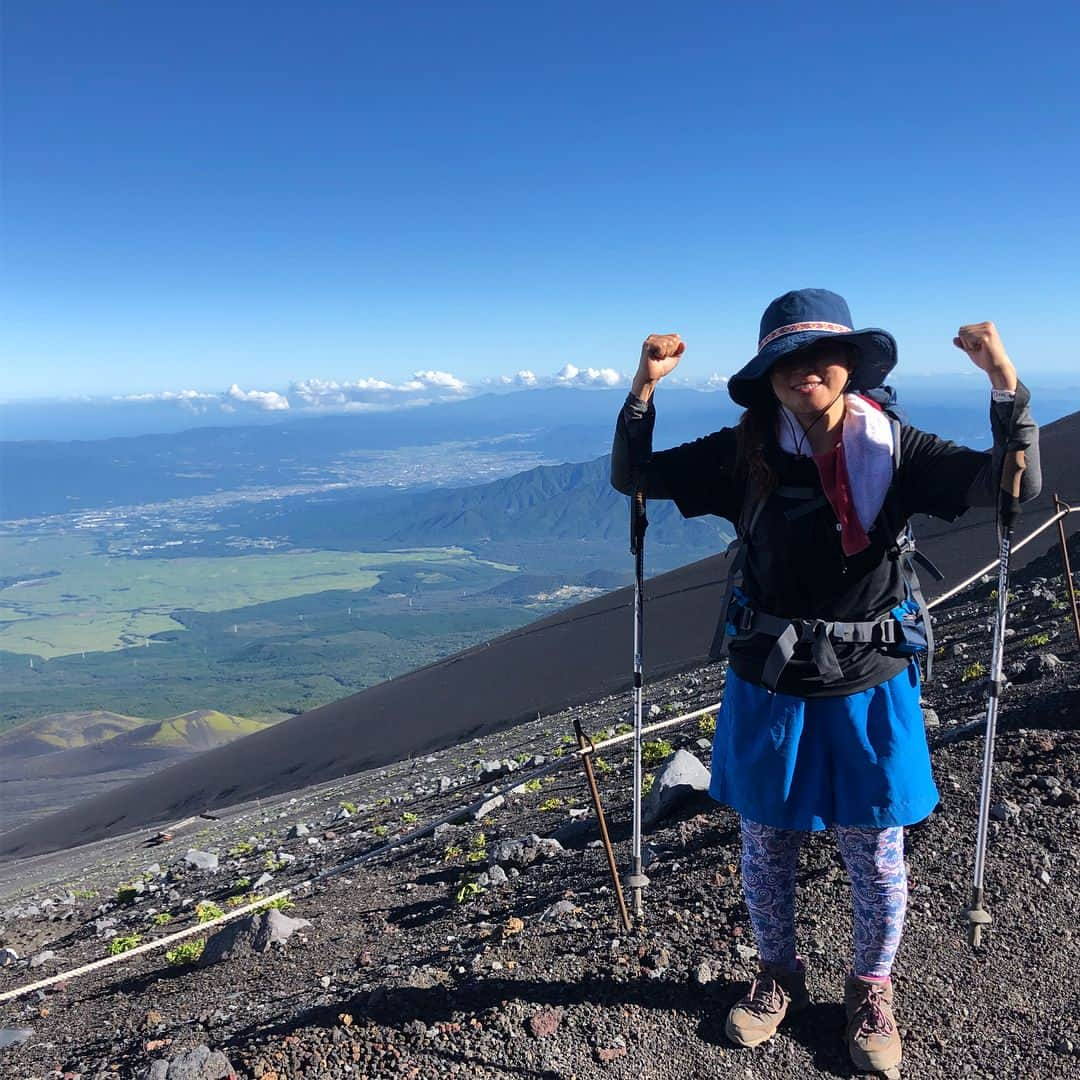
[1,567,1078,1079]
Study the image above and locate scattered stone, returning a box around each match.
[486,864,509,887]
[29,949,56,969]
[137,1044,235,1079]
[199,909,311,966]
[253,872,273,890]
[288,823,310,839]
[540,899,577,921]
[642,749,711,826]
[990,799,1021,823]
[693,959,714,985]
[1014,652,1063,683]
[648,704,662,718]
[473,794,505,821]
[0,948,18,966]
[0,1028,33,1049]
[922,706,940,728]
[642,947,670,972]
[527,1008,562,1038]
[438,776,454,793]
[594,1037,628,1063]
[479,760,508,781]
[184,849,219,872]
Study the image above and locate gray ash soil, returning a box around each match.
[1,565,1078,1080]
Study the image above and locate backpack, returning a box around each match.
[714,386,945,690]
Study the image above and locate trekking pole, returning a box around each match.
[574,718,632,932]
[1053,495,1080,650]
[964,447,1027,948]
[628,483,650,919]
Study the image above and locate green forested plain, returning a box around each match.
[0,541,535,736]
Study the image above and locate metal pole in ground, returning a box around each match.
[574,718,632,932]
[964,449,1027,948]
[628,486,650,918]
[1053,494,1080,650]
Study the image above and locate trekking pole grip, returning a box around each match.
[999,449,1026,529]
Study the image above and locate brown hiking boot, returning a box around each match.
[725,963,810,1048]
[845,975,902,1072]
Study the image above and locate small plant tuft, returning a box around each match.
[256,895,294,912]
[1023,632,1051,647]
[165,938,205,966]
[538,797,564,812]
[455,878,485,904]
[642,739,674,767]
[961,660,987,682]
[151,912,172,926]
[109,933,141,955]
[698,713,717,736]
[195,901,225,923]
[339,801,357,814]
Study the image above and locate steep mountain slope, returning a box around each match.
[1,409,1076,861]
[0,575,1076,1080]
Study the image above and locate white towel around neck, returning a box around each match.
[776,392,895,531]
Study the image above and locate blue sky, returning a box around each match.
[3,1,1078,406]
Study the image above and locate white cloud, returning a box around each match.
[289,370,470,410]
[226,384,291,411]
[113,389,220,413]
[551,363,625,388]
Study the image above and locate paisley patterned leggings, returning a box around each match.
[740,817,908,979]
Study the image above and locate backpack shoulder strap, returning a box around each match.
[712,476,766,659]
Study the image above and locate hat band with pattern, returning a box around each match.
[757,321,853,352]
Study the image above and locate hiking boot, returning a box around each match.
[725,963,810,1048]
[845,974,902,1072]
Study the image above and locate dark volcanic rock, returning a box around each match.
[199,909,311,966]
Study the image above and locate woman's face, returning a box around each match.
[768,343,854,417]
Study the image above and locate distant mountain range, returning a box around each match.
[8,378,1075,520]
[229,453,732,557]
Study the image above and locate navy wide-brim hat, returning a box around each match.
[727,288,897,408]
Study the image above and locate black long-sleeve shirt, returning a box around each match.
[611,385,1042,696]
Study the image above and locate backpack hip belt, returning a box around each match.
[726,589,925,691]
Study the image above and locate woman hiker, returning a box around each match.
[610,288,1041,1073]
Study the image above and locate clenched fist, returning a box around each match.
[632,334,685,401]
[953,322,1017,391]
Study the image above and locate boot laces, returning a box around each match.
[852,983,893,1038]
[740,976,785,1017]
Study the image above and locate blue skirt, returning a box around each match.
[709,661,939,832]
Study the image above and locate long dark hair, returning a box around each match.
[735,392,780,495]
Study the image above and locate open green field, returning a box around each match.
[0,534,514,658]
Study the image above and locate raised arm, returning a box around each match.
[899,322,1041,519]
[611,333,685,498]
[611,334,741,520]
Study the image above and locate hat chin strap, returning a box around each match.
[777,375,851,457]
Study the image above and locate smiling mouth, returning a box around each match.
[791,381,824,391]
